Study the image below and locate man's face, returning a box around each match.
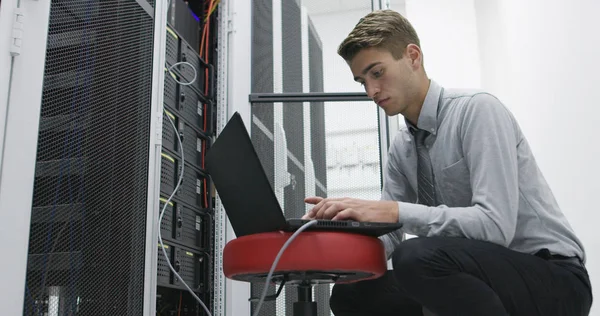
[349,47,419,116]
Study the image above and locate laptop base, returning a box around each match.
[285,219,402,237]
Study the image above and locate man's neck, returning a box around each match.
[402,78,430,126]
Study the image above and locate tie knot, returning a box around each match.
[414,129,429,146]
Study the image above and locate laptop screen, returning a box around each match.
[205,112,289,237]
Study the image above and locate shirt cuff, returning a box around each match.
[397,201,429,227]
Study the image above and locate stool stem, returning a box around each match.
[297,283,312,302]
[294,282,317,316]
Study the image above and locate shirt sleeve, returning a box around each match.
[379,132,414,258]
[399,93,520,247]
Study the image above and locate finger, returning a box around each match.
[311,197,348,219]
[312,198,332,219]
[332,208,356,221]
[321,201,347,220]
[304,196,324,204]
[314,200,332,219]
[304,196,323,218]
[301,212,316,220]
[306,199,326,218]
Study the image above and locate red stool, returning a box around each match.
[223,231,388,316]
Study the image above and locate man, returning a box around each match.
[302,9,592,316]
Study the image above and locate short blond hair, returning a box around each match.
[338,10,421,62]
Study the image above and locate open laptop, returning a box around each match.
[204,112,403,238]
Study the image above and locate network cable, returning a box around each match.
[252,219,318,316]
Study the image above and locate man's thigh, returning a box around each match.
[392,237,592,316]
[330,270,423,316]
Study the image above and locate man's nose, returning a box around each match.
[365,83,380,99]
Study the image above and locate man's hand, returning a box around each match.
[302,196,399,223]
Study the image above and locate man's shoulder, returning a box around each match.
[443,87,499,103]
[441,88,506,116]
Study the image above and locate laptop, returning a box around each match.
[204,112,403,238]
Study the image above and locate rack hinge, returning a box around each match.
[155,112,163,147]
[10,9,24,56]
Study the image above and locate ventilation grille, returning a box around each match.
[23,1,155,315]
[161,152,177,195]
[158,244,173,285]
[159,198,174,239]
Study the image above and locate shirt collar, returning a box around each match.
[405,80,443,136]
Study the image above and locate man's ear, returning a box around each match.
[405,44,423,69]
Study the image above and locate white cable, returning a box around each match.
[167,61,198,86]
[159,112,212,316]
[252,220,318,316]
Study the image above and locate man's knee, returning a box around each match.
[329,283,355,314]
[391,237,452,284]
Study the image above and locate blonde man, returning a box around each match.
[303,9,592,316]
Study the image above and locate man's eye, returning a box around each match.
[372,69,383,78]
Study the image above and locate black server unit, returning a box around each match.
[167,0,201,54]
[23,1,155,315]
[157,1,218,315]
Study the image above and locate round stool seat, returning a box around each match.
[223,231,387,284]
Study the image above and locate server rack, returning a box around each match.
[156,1,218,314]
[17,0,219,315]
[22,1,157,315]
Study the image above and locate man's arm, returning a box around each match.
[399,93,520,246]
[379,134,414,257]
[304,94,520,247]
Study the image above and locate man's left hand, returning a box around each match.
[302,196,399,223]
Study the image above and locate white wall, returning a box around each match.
[475,0,600,314]
[406,0,599,312]
[406,0,482,89]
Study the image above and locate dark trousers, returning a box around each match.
[330,237,592,316]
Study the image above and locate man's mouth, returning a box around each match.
[377,98,390,106]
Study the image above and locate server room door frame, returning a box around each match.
[0,1,52,315]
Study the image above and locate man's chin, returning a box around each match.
[381,107,400,117]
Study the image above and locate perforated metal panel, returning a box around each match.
[160,198,175,239]
[161,152,178,194]
[158,244,173,285]
[23,1,155,315]
[251,1,380,315]
[164,72,179,110]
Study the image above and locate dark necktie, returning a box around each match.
[415,129,436,206]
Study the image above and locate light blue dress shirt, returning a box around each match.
[380,80,586,263]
